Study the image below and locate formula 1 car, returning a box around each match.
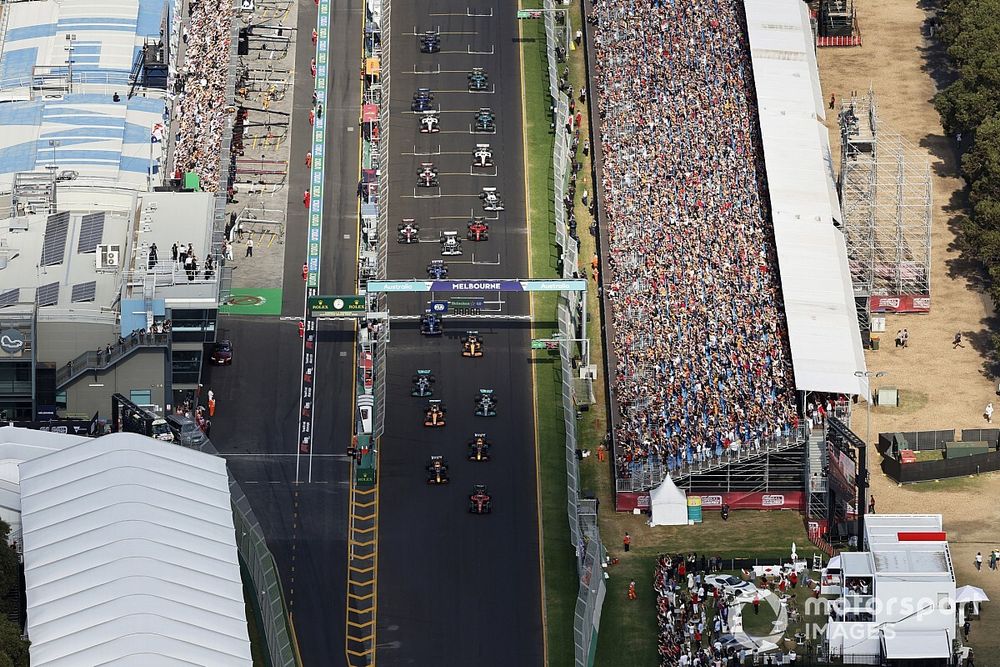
[417,162,439,188]
[426,455,449,484]
[420,313,443,336]
[461,331,484,358]
[411,369,435,397]
[440,231,463,256]
[466,217,489,242]
[474,107,496,133]
[468,433,491,462]
[474,389,497,417]
[480,187,504,211]
[468,67,489,92]
[426,259,448,279]
[423,400,446,427]
[419,111,440,133]
[419,29,440,53]
[469,484,492,514]
[397,219,420,243]
[472,144,494,168]
[411,88,434,112]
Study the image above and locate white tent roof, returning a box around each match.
[881,630,951,659]
[955,585,989,604]
[19,433,252,666]
[649,477,688,527]
[744,0,867,396]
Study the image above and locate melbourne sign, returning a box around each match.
[366,279,588,293]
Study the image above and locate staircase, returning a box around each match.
[806,427,828,519]
[56,332,170,389]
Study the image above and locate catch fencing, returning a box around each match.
[203,440,297,667]
[542,3,607,666]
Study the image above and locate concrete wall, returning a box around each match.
[36,321,117,366]
[64,349,166,417]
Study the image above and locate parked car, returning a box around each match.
[210,340,233,365]
[165,414,205,447]
[704,574,759,601]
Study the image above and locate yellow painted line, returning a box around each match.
[519,4,549,665]
[354,499,376,507]
[354,488,376,496]
[353,525,376,534]
[349,540,376,549]
[348,591,375,601]
[288,611,304,667]
[347,619,374,629]
[349,564,376,574]
[347,648,372,657]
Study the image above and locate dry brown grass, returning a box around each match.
[818,1,1000,661]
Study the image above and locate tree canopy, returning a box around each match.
[936,0,1000,321]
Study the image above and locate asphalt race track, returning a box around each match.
[375,2,544,665]
[202,0,362,663]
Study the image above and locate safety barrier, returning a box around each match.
[541,3,607,665]
[201,439,297,667]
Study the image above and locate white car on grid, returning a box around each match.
[704,574,759,601]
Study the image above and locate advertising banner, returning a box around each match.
[616,490,804,512]
[869,294,930,313]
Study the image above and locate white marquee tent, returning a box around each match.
[649,477,688,526]
[18,432,252,666]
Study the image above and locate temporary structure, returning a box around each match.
[649,476,688,526]
[956,585,989,621]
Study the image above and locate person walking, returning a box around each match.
[305,151,312,168]
[627,580,637,600]
[752,594,760,615]
[245,238,254,258]
[207,389,216,417]
[901,329,909,348]
[829,93,836,109]
[623,532,631,553]
[986,403,994,424]
[954,332,965,348]
[976,552,983,571]
[894,330,903,348]
[303,189,311,209]
[868,495,876,514]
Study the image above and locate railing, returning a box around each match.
[56,332,169,388]
[541,4,607,666]
[615,425,811,492]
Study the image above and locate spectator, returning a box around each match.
[170,0,235,191]
[592,0,797,480]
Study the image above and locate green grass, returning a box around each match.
[220,288,283,316]
[594,513,811,666]
[521,13,578,667]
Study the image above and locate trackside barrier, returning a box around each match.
[202,440,297,667]
[540,2,607,665]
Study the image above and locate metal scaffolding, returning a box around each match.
[838,90,932,299]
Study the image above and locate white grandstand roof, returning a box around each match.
[19,432,252,666]
[744,0,867,396]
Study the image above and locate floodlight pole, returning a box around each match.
[853,369,887,546]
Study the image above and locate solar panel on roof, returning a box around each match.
[71,281,96,303]
[36,282,59,307]
[0,289,18,307]
[77,212,105,253]
[40,212,69,266]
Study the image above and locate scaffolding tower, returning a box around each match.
[838,89,932,302]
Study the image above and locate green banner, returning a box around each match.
[309,295,366,314]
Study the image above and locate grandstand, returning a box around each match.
[0,0,170,192]
[593,0,865,506]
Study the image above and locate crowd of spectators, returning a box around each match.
[590,0,798,478]
[654,553,742,666]
[171,0,235,191]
